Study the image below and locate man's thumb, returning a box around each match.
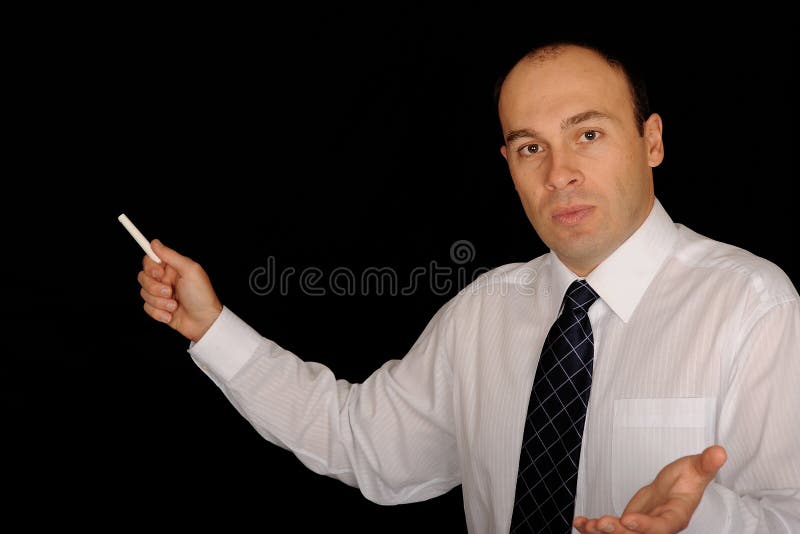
[699,445,727,478]
[151,239,195,274]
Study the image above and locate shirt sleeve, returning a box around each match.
[688,297,800,533]
[188,305,461,505]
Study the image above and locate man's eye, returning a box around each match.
[580,130,601,142]
[521,144,541,155]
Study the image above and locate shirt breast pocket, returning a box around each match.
[611,397,716,515]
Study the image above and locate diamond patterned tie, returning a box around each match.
[510,279,600,533]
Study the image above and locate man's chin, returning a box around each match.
[549,238,611,274]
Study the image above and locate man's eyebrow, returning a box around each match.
[560,110,611,130]
[505,111,611,145]
[505,129,539,145]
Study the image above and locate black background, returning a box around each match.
[6,6,797,531]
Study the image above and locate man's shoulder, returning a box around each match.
[454,253,550,299]
[673,224,798,303]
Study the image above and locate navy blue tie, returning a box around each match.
[511,280,599,533]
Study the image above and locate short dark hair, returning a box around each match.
[494,41,651,136]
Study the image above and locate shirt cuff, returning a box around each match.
[187,306,262,382]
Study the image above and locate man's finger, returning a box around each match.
[151,239,197,276]
[137,270,172,299]
[160,263,180,286]
[622,508,688,533]
[143,254,164,279]
[143,301,172,324]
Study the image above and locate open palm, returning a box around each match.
[574,445,727,534]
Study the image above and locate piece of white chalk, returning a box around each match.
[118,213,162,263]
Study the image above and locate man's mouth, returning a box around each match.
[551,205,595,226]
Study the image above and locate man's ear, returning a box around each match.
[644,113,664,168]
[500,145,508,161]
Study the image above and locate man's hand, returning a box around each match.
[573,445,727,534]
[137,239,223,342]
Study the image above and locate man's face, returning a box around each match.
[499,46,663,275]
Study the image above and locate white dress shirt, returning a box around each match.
[189,199,800,533]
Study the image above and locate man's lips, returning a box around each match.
[551,205,595,226]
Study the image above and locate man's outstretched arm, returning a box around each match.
[136,240,461,505]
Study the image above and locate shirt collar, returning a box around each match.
[549,198,678,323]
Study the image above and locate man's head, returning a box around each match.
[498,43,664,276]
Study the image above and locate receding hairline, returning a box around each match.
[497,41,649,136]
[517,43,625,80]
[520,42,575,65]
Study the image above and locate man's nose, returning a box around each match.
[545,149,584,191]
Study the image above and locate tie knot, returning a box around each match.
[563,279,599,316]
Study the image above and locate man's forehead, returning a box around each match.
[499,52,631,124]
[508,50,623,92]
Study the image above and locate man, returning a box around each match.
[136,43,800,532]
